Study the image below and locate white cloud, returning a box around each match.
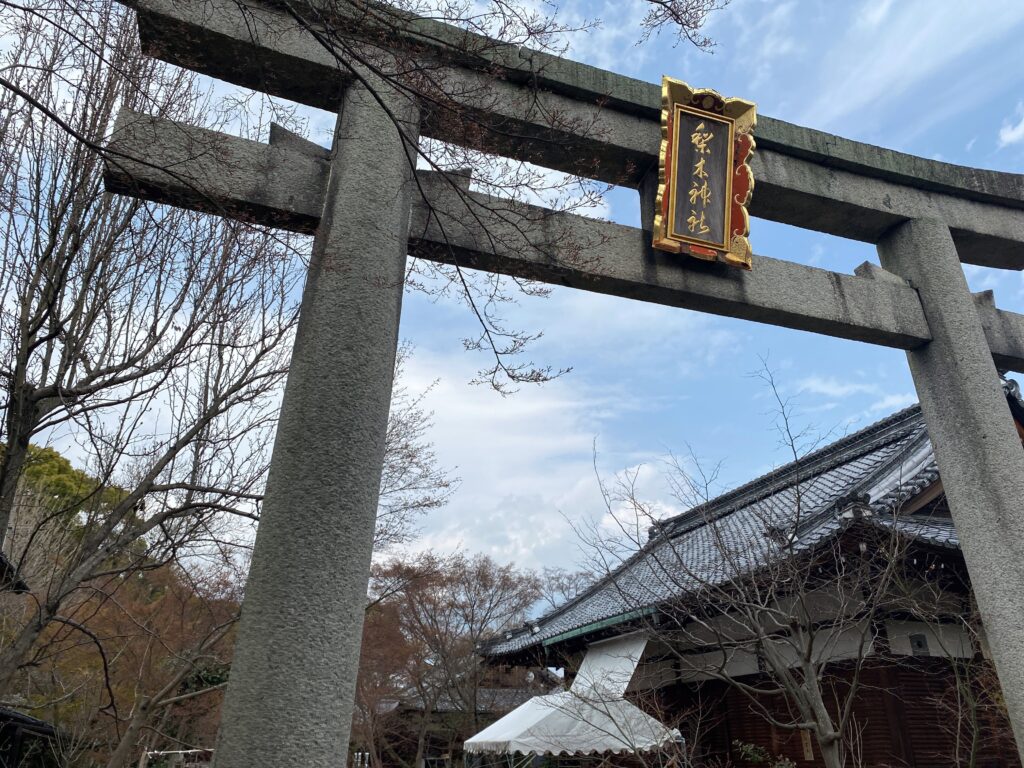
[868,393,916,413]
[963,264,1003,293]
[998,103,1024,148]
[807,242,826,266]
[791,375,919,426]
[857,0,895,28]
[394,348,642,568]
[392,297,725,569]
[531,288,742,376]
[797,376,877,399]
[556,0,654,75]
[733,1,799,90]
[796,1,1024,132]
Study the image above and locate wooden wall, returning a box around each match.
[648,660,1019,768]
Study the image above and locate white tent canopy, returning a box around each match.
[466,633,678,757]
[463,691,678,756]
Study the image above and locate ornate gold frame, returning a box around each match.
[653,77,757,270]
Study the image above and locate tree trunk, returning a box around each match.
[0,611,46,694]
[368,725,384,768]
[0,425,31,556]
[106,699,150,768]
[818,738,843,768]
[414,722,428,768]
[0,530,119,693]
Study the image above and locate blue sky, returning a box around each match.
[384,0,1024,570]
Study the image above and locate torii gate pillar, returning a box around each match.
[212,80,419,768]
[879,218,1024,745]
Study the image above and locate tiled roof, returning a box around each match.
[486,400,968,658]
[0,706,57,736]
[402,686,553,714]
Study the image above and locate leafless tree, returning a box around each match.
[575,372,979,768]
[639,0,732,46]
[539,565,595,613]
[102,606,236,768]
[1,0,729,394]
[0,0,295,696]
[358,553,541,768]
[0,0,453,719]
[377,344,458,551]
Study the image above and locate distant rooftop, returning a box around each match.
[485,386,1024,660]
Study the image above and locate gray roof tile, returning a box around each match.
[486,401,964,658]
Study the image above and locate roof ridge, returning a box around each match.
[851,428,934,502]
[653,402,925,538]
[782,427,935,544]
[486,402,927,655]
[483,383,1024,659]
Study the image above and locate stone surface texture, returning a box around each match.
[122,0,1024,268]
[105,110,1024,372]
[210,80,419,768]
[878,218,1024,763]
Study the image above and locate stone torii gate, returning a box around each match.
[104,1,1024,766]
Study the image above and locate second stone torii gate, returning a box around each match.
[104,1,1024,766]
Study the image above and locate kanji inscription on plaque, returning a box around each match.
[653,77,756,270]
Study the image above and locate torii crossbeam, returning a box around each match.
[105,2,1024,766]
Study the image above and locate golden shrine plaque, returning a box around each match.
[652,77,756,270]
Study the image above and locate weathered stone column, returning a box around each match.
[212,79,419,768]
[878,218,1024,761]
